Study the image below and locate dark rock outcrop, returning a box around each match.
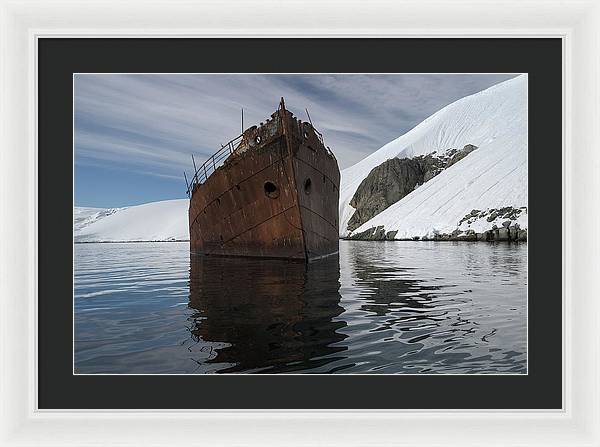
[458,206,526,227]
[349,225,527,242]
[349,226,381,240]
[347,155,442,231]
[446,144,477,168]
[347,144,478,231]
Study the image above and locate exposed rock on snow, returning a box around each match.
[347,155,440,231]
[341,74,528,240]
[347,144,478,231]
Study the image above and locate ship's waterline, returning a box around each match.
[74,240,527,374]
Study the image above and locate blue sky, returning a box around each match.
[75,73,516,208]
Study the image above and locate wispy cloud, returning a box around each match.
[74,73,516,178]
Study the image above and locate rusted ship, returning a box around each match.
[187,99,340,262]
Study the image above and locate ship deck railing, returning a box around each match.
[186,119,333,197]
[312,126,325,146]
[305,123,334,158]
[187,133,243,197]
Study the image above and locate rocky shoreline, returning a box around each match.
[347,206,527,242]
[347,224,527,242]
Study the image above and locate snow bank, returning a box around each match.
[341,75,527,238]
[74,207,124,233]
[75,199,189,242]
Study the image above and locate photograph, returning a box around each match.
[5,0,595,440]
[73,73,528,375]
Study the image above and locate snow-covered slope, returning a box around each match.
[340,75,527,238]
[75,199,189,242]
[74,207,124,233]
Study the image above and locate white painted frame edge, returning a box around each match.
[0,0,598,446]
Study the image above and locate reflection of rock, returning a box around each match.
[188,254,347,373]
[346,244,449,317]
[347,145,478,231]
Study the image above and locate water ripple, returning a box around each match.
[74,240,527,374]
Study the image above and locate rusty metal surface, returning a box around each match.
[189,99,340,261]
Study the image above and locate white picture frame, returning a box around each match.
[1,0,598,445]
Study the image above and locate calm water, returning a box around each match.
[74,241,527,374]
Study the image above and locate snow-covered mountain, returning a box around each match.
[340,74,527,240]
[75,199,189,242]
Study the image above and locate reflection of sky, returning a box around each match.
[74,74,516,207]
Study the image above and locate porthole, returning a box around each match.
[303,130,310,139]
[304,178,312,195]
[255,135,262,144]
[264,181,279,199]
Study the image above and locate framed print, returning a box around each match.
[38,37,559,410]
[1,1,599,446]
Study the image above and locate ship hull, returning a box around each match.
[189,107,340,262]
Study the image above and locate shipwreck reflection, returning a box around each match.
[188,254,347,373]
